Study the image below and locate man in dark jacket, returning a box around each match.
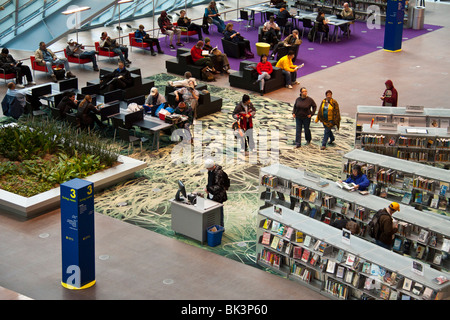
[57,91,78,120]
[177,10,203,41]
[375,202,399,249]
[100,61,133,91]
[1,48,35,87]
[205,158,228,226]
[292,87,317,148]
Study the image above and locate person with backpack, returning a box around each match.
[370,202,400,250]
[204,158,230,227]
[232,94,256,154]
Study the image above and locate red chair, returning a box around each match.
[30,55,64,78]
[173,22,198,43]
[129,32,150,52]
[0,67,16,84]
[94,41,119,61]
[64,48,92,67]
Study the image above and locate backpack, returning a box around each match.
[307,28,315,42]
[201,67,215,82]
[368,209,389,239]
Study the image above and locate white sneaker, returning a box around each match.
[28,81,36,86]
[16,84,25,88]
[287,85,293,89]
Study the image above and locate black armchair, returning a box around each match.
[221,38,241,59]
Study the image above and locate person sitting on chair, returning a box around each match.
[100,60,133,91]
[174,101,194,144]
[340,3,354,35]
[134,24,164,56]
[262,16,280,47]
[66,40,99,71]
[204,1,226,34]
[315,11,330,40]
[276,50,303,89]
[99,32,131,66]
[0,48,35,87]
[277,5,293,35]
[190,40,217,73]
[34,42,75,82]
[255,54,273,96]
[57,91,78,120]
[178,10,203,41]
[270,29,302,60]
[203,37,230,74]
[144,87,166,115]
[158,10,183,50]
[175,80,199,114]
[224,23,253,59]
[76,95,104,130]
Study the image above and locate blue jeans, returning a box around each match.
[45,58,70,75]
[212,17,226,33]
[111,46,128,63]
[281,69,297,86]
[295,117,311,146]
[79,51,98,69]
[322,125,335,146]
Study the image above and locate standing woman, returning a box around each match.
[223,23,253,58]
[255,54,273,96]
[204,1,226,34]
[292,87,317,148]
[315,90,341,150]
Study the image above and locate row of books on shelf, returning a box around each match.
[397,136,433,148]
[259,235,446,300]
[401,190,449,210]
[412,176,437,192]
[435,152,450,163]
[261,174,291,189]
[360,134,387,145]
[291,183,318,202]
[396,150,430,162]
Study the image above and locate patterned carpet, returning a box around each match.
[93,73,357,267]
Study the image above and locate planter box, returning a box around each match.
[0,155,146,220]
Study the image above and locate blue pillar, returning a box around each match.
[383,0,406,52]
[60,178,96,290]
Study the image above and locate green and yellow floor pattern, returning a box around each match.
[93,73,357,268]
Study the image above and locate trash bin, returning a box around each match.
[412,6,425,30]
[207,225,224,247]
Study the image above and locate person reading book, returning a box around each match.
[374,202,400,249]
[339,165,370,191]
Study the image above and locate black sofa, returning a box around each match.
[86,67,154,101]
[165,48,207,80]
[164,84,222,119]
[229,60,285,94]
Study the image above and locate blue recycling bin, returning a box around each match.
[207,225,224,247]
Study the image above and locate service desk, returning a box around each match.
[170,198,223,244]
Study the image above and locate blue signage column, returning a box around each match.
[383,0,406,52]
[60,178,95,290]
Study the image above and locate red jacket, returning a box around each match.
[256,61,273,75]
[190,46,203,63]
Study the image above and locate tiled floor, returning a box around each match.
[1,0,449,300]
